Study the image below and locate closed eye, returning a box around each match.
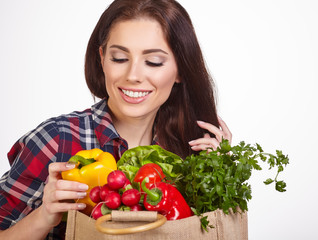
[146,61,163,67]
[111,57,128,63]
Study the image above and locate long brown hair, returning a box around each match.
[85,0,219,158]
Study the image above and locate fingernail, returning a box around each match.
[188,140,195,145]
[77,192,87,198]
[77,203,86,209]
[197,120,205,125]
[66,163,75,169]
[78,184,89,190]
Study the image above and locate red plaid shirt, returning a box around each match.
[0,99,156,239]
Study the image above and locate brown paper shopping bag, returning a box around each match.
[65,209,247,240]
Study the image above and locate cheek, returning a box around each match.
[155,69,178,91]
[104,63,122,85]
[104,65,120,96]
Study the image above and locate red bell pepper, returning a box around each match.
[133,163,166,192]
[141,177,193,220]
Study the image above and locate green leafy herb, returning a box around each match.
[176,139,289,230]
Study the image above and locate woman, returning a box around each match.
[0,0,231,239]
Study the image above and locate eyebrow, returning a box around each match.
[109,45,168,55]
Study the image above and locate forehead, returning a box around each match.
[107,18,170,51]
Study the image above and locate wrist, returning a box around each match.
[34,205,61,232]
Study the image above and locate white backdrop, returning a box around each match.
[1,1,317,239]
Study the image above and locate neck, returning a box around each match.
[111,113,156,149]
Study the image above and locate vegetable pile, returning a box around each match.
[89,166,192,221]
[117,140,289,230]
[89,170,143,220]
[61,139,289,231]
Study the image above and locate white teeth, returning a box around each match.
[122,89,150,98]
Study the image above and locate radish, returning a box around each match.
[123,178,132,189]
[89,186,101,203]
[107,170,128,190]
[121,189,141,207]
[130,204,143,211]
[91,202,111,220]
[91,203,103,220]
[100,184,117,201]
[104,192,121,209]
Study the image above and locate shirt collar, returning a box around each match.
[92,99,121,147]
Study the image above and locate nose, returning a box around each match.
[126,60,142,83]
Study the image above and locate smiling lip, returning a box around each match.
[119,88,152,104]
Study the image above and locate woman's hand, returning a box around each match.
[188,117,232,152]
[39,162,88,228]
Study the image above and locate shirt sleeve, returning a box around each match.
[0,119,60,230]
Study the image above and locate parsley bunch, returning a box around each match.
[176,139,289,231]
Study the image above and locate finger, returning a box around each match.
[43,184,88,206]
[204,133,211,138]
[52,190,87,202]
[191,144,216,152]
[190,138,220,151]
[55,180,89,192]
[196,121,224,142]
[191,144,210,151]
[189,138,215,146]
[218,116,232,142]
[48,162,76,182]
[45,202,87,214]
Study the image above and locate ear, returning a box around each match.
[99,46,105,68]
[175,76,181,83]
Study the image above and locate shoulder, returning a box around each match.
[42,99,107,133]
[7,99,109,165]
[53,99,108,129]
[15,107,92,146]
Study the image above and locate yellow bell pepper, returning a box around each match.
[61,148,117,215]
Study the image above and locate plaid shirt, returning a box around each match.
[0,99,154,239]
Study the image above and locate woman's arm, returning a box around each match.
[0,162,88,240]
[0,206,56,240]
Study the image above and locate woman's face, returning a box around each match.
[100,18,179,122]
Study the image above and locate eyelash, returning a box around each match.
[111,58,128,63]
[111,58,163,67]
[146,61,163,67]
